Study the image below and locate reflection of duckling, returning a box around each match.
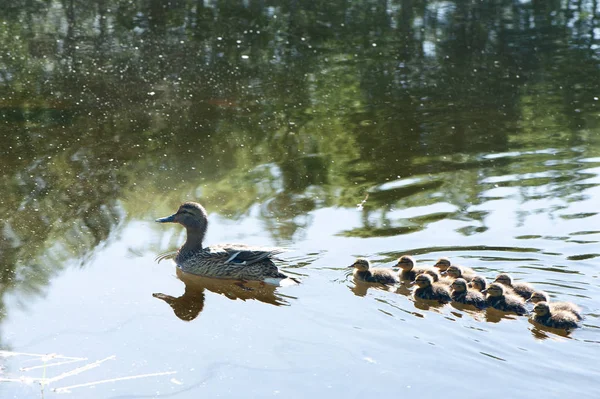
[531,302,579,330]
[450,278,486,309]
[446,265,475,282]
[530,291,583,321]
[494,273,535,300]
[434,257,476,277]
[349,259,399,284]
[485,283,528,315]
[469,276,488,292]
[414,274,451,303]
[397,255,440,281]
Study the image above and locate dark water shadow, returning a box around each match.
[153,268,291,321]
[528,319,574,340]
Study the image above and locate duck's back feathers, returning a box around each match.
[551,302,583,320]
[415,284,451,303]
[533,310,580,330]
[451,290,487,309]
[486,294,528,315]
[355,268,399,284]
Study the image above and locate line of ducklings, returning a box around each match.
[349,256,583,331]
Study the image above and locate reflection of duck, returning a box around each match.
[450,278,486,309]
[494,273,535,300]
[413,274,451,303]
[530,291,583,321]
[153,268,289,321]
[434,258,476,278]
[485,283,528,315]
[348,259,399,284]
[397,255,440,281]
[156,202,299,285]
[531,302,579,330]
[469,276,488,292]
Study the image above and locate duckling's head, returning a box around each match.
[434,257,451,271]
[531,291,549,304]
[533,302,550,317]
[156,202,208,230]
[470,276,488,292]
[451,278,468,293]
[446,265,462,279]
[415,273,433,288]
[349,258,370,272]
[396,255,416,271]
[494,273,513,286]
[486,283,505,298]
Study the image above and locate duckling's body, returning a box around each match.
[485,283,528,315]
[532,302,579,330]
[450,278,486,309]
[397,255,440,281]
[349,259,399,284]
[469,276,488,292]
[446,265,475,282]
[494,273,535,300]
[434,258,476,279]
[530,291,583,321]
[156,202,298,285]
[414,274,451,303]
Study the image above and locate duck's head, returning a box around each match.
[434,257,451,272]
[470,276,488,292]
[494,273,513,286]
[349,258,370,272]
[533,302,550,317]
[156,202,208,230]
[486,283,505,298]
[446,265,462,279]
[396,255,416,271]
[531,291,549,304]
[415,273,433,288]
[451,278,468,293]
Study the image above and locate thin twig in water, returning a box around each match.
[44,356,116,384]
[356,193,369,210]
[53,371,178,393]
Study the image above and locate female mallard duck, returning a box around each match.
[348,259,399,284]
[434,257,476,278]
[413,273,451,303]
[485,283,528,315]
[446,265,475,282]
[397,255,440,281]
[450,278,486,309]
[494,273,535,300]
[531,302,579,330]
[156,202,299,285]
[530,291,583,321]
[469,276,488,292]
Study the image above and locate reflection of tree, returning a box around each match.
[0,1,599,323]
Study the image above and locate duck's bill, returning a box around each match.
[347,264,356,268]
[156,214,176,223]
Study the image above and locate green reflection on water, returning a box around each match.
[0,1,599,322]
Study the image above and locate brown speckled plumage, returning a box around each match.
[495,273,535,300]
[156,202,298,284]
[434,258,476,277]
[397,255,440,281]
[450,278,486,309]
[446,265,476,282]
[349,259,399,284]
[530,291,583,321]
[532,302,579,330]
[413,274,451,303]
[469,276,488,292]
[485,283,528,315]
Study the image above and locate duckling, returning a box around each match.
[156,202,298,285]
[397,255,440,281]
[434,257,476,278]
[469,275,488,292]
[494,273,535,300]
[531,302,579,330]
[348,259,399,284]
[485,283,528,315]
[530,291,583,321]
[413,273,451,303]
[450,278,486,309]
[446,265,475,282]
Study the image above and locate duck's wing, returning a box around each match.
[210,244,287,266]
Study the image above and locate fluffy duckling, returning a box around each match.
[532,302,579,330]
[469,276,488,292]
[397,255,440,281]
[485,283,528,315]
[450,278,486,309]
[348,259,399,284]
[530,291,583,321]
[413,274,451,303]
[446,265,475,282]
[494,273,535,300]
[434,258,476,278]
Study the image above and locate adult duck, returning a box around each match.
[156,202,299,285]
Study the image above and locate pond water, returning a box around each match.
[1,1,600,398]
